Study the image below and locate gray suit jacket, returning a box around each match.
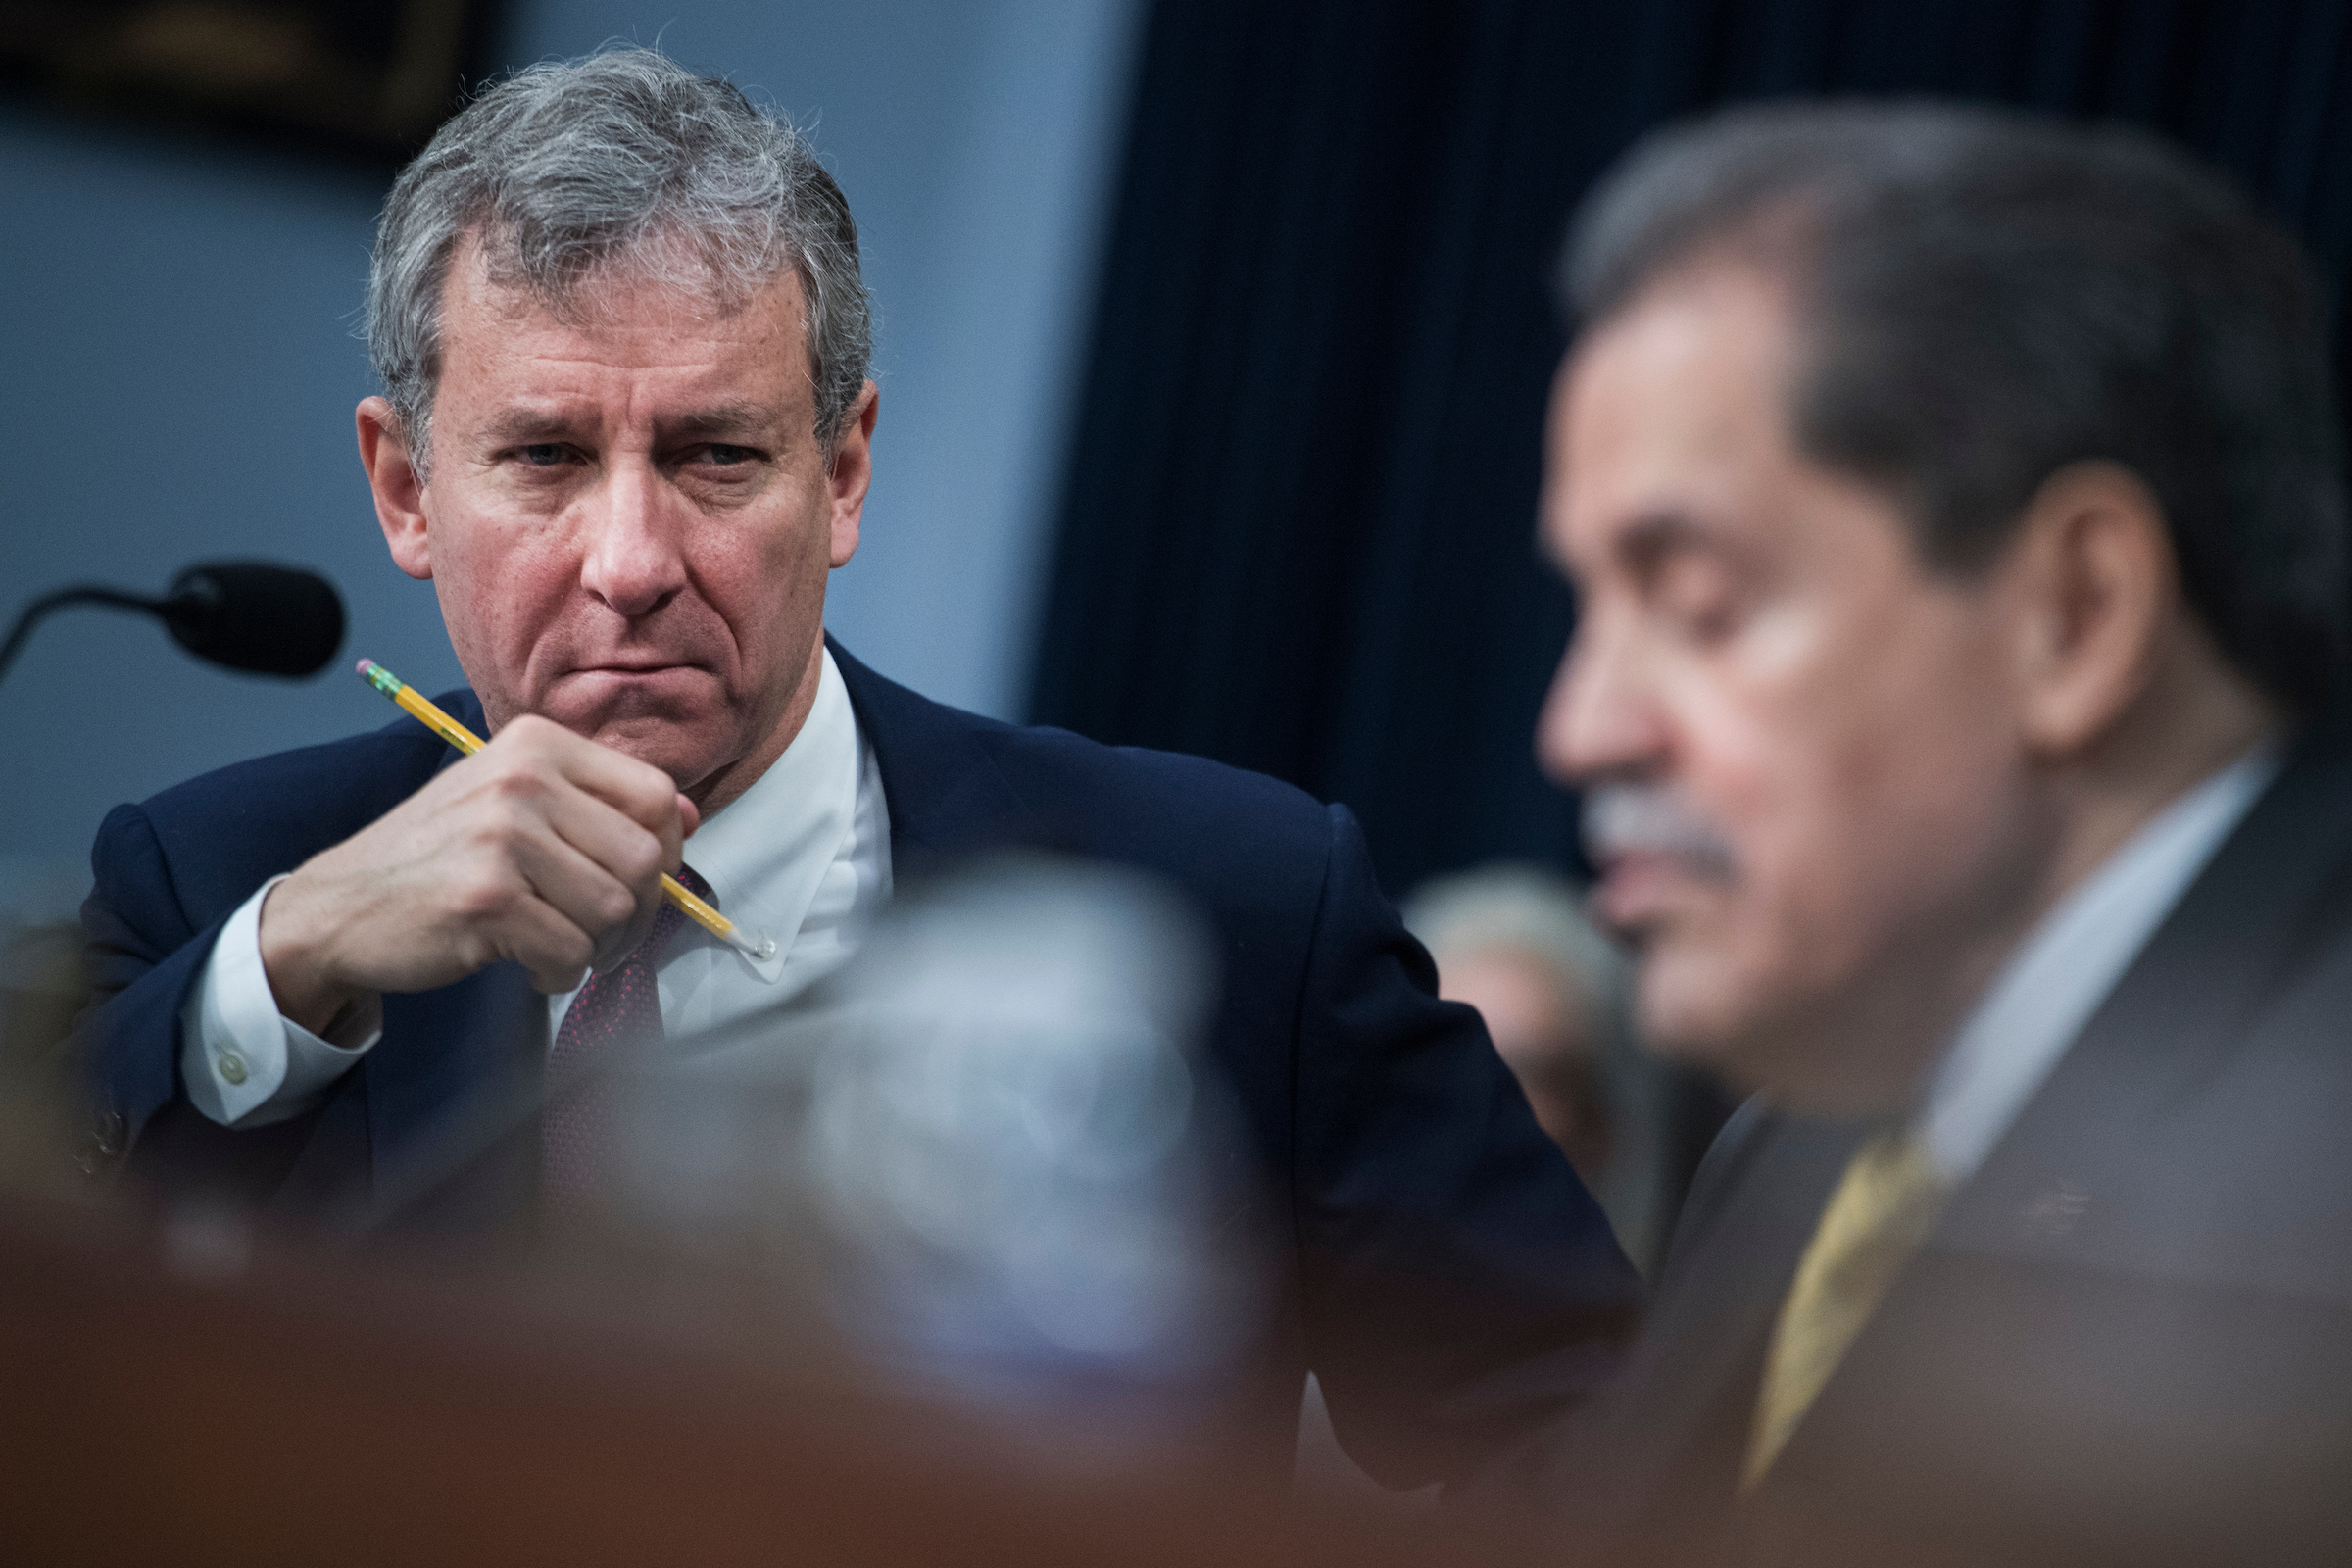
[1500,708,2352,1565]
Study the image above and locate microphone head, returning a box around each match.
[159,562,346,677]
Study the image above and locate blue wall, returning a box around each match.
[0,0,1138,914]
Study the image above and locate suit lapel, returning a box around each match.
[1561,1112,1869,1535]
[337,691,549,1233]
[1939,716,2352,1261]
[1753,717,2352,1553]
[828,637,1041,876]
[362,961,545,1232]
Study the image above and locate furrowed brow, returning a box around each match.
[662,403,786,441]
[479,407,593,446]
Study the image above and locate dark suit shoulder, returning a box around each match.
[984,719,1330,842]
[832,644,1338,908]
[969,723,1346,960]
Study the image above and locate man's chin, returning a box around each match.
[1636,943,1813,1083]
[1633,989,1752,1082]
[1637,969,1922,1116]
[538,691,737,788]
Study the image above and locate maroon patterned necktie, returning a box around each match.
[541,864,711,1215]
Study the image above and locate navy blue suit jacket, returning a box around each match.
[77,642,1639,1486]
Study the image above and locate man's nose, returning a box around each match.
[578,458,687,618]
[1537,615,1669,785]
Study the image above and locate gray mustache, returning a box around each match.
[1581,784,1738,878]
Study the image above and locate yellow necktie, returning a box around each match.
[1743,1128,1949,1489]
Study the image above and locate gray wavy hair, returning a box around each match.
[365,45,873,479]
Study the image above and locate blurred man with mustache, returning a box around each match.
[1505,102,2352,1563]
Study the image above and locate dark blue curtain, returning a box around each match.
[1032,0,2352,899]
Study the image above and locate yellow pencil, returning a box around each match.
[356,659,776,962]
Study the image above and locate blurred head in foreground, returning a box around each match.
[1538,102,2345,1112]
[1404,865,1626,1187]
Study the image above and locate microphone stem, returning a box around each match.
[0,586,164,690]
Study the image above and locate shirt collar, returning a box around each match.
[1916,741,2283,1183]
[678,646,861,976]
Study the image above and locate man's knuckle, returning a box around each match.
[485,763,548,806]
[622,758,673,803]
[454,868,518,920]
[556,927,595,969]
[617,832,662,884]
[462,816,521,864]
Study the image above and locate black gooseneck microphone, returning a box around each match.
[0,562,347,687]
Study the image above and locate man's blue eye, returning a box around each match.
[520,444,566,466]
[706,444,753,466]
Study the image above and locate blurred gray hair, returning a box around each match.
[1402,862,1629,1063]
[366,45,873,478]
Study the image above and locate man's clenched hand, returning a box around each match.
[257,715,699,1035]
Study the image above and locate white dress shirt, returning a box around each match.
[181,648,890,1128]
[1914,743,2279,1184]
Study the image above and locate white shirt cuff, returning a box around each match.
[179,874,382,1129]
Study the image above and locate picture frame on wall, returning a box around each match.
[0,0,500,164]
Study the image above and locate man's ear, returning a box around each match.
[358,396,433,581]
[826,380,881,569]
[2000,460,2176,759]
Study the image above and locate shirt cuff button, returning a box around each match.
[218,1053,249,1086]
